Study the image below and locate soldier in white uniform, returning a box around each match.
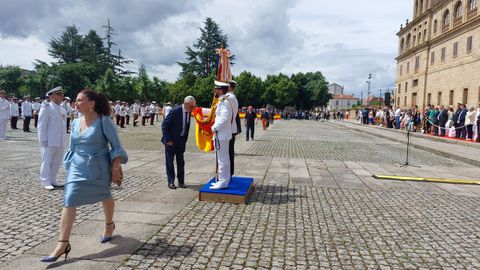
[37,86,68,190]
[163,102,172,119]
[61,97,74,133]
[32,97,42,129]
[0,90,9,141]
[9,97,19,129]
[226,80,240,177]
[210,81,233,190]
[132,100,140,127]
[21,95,33,132]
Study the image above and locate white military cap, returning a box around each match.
[214,80,230,88]
[152,101,156,104]
[64,96,71,101]
[46,86,63,96]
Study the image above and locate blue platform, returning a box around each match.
[199,176,255,195]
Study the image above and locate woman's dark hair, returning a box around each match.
[79,88,111,116]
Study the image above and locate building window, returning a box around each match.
[455,2,464,19]
[400,65,403,75]
[470,0,478,11]
[433,20,438,33]
[400,38,405,51]
[467,36,473,53]
[398,84,401,93]
[407,61,410,73]
[427,93,432,105]
[443,10,451,28]
[431,51,435,64]
[413,35,417,47]
[441,47,446,61]
[404,96,407,107]
[418,33,422,44]
[415,56,420,73]
[406,34,411,49]
[449,90,454,105]
[423,29,427,42]
[463,88,469,104]
[437,92,443,105]
[413,79,419,87]
[405,82,408,93]
[453,42,458,58]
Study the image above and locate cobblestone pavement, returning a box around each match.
[119,185,480,270]
[117,120,480,270]
[2,120,480,269]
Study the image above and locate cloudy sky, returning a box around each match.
[0,0,412,97]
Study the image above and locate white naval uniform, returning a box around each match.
[225,92,239,134]
[211,95,233,188]
[163,105,172,119]
[37,102,67,187]
[0,98,9,141]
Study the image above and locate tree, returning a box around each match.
[235,71,263,108]
[263,73,297,108]
[178,17,231,78]
[0,66,24,97]
[49,25,84,64]
[191,72,216,107]
[96,68,118,99]
[102,19,133,75]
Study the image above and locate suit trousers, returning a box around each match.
[10,116,18,129]
[23,116,31,132]
[229,134,236,177]
[215,139,230,183]
[165,141,186,185]
[39,146,64,186]
[33,114,39,129]
[0,118,7,140]
[246,124,254,140]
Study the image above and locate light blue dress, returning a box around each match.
[63,116,128,207]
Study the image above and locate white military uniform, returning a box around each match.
[37,101,67,188]
[225,92,239,134]
[163,105,172,119]
[211,95,233,189]
[0,97,9,141]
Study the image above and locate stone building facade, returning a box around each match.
[396,0,480,109]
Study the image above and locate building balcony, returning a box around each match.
[453,17,463,27]
[442,24,450,33]
[468,8,477,19]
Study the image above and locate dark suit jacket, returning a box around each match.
[438,109,448,124]
[161,106,190,144]
[458,108,468,123]
[245,111,256,126]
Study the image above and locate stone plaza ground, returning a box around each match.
[1,119,480,269]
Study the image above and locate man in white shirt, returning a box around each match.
[32,97,42,129]
[61,97,73,133]
[0,90,10,141]
[119,102,126,128]
[21,95,33,132]
[210,81,233,190]
[37,87,67,190]
[9,97,19,129]
[132,100,140,127]
[114,101,121,125]
[226,80,240,178]
[149,101,157,125]
[163,102,172,119]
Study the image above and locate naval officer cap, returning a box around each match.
[228,80,237,87]
[46,86,63,96]
[214,80,230,89]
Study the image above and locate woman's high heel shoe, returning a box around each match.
[40,240,71,262]
[100,222,115,243]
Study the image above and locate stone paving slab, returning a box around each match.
[2,119,480,269]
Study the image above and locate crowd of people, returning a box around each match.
[356,103,480,142]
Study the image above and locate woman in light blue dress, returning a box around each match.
[41,89,128,262]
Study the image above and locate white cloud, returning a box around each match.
[0,0,412,97]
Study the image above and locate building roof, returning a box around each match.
[332,94,358,100]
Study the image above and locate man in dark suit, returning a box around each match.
[245,106,256,141]
[458,104,468,139]
[438,105,448,136]
[453,103,462,138]
[161,96,196,189]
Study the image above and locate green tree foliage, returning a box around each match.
[235,71,263,108]
[0,66,24,97]
[178,17,230,78]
